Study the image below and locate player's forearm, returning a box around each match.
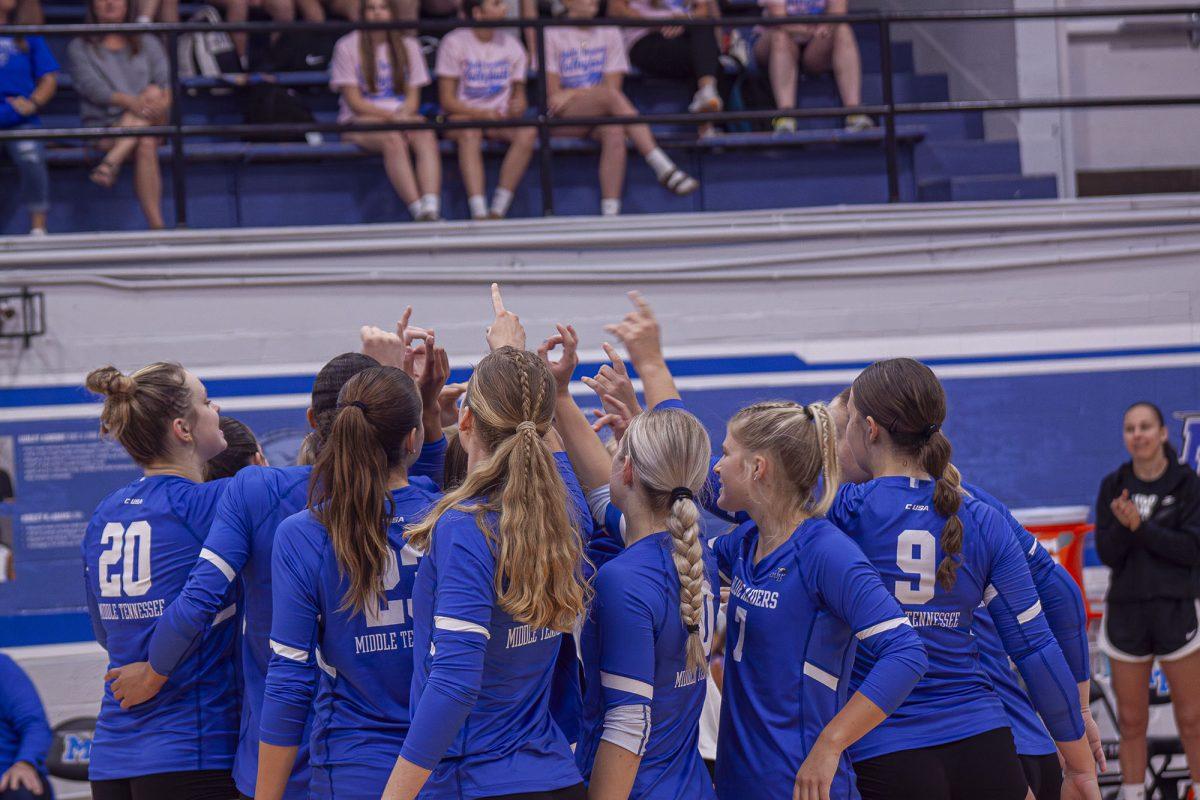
[254,742,298,800]
[587,740,641,800]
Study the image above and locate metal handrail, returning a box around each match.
[2,4,1198,225]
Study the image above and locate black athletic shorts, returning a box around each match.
[1100,598,1200,662]
[854,727,1029,800]
[479,784,588,800]
[1020,752,1063,800]
[91,769,238,800]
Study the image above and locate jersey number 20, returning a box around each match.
[98,521,152,598]
[894,529,935,605]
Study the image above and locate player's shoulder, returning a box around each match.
[795,517,866,570]
[274,507,327,551]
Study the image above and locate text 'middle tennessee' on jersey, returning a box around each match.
[828,477,1084,762]
[576,531,720,799]
[82,475,238,780]
[260,479,441,798]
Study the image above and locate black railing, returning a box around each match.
[3,5,1200,226]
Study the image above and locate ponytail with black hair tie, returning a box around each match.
[685,623,699,634]
[670,487,694,505]
[338,400,370,413]
[921,422,941,440]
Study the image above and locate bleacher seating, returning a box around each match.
[1,10,1058,234]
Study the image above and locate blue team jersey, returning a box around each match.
[260,479,441,798]
[828,477,1084,762]
[963,482,1089,757]
[82,475,238,780]
[399,453,590,798]
[711,518,926,800]
[576,531,719,799]
[148,464,311,798]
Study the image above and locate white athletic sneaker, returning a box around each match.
[773,116,797,134]
[689,84,723,114]
[845,113,875,132]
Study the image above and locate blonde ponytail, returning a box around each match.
[618,409,712,672]
[727,400,840,517]
[405,348,588,633]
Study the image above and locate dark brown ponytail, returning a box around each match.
[852,357,962,589]
[309,366,422,616]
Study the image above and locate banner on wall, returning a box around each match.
[0,405,311,645]
[1176,410,1200,473]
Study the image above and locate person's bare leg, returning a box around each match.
[132,137,165,229]
[762,29,799,110]
[217,0,250,60]
[262,0,295,44]
[407,129,441,198]
[91,113,150,187]
[493,127,536,192]
[809,22,862,108]
[593,124,626,204]
[1161,650,1200,785]
[347,131,420,204]
[1111,658,1153,793]
[449,128,485,198]
[295,0,324,20]
[29,210,46,231]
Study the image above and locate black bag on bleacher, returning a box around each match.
[261,29,339,72]
[178,5,242,79]
[239,82,319,142]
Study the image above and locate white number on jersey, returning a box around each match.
[731,606,748,663]
[699,582,716,656]
[98,521,153,598]
[364,543,420,628]
[894,528,936,605]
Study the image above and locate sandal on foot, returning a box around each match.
[90,160,120,188]
[661,167,699,196]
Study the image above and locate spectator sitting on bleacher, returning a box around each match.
[753,0,870,133]
[545,0,698,215]
[1,0,57,235]
[330,0,443,220]
[436,0,535,219]
[609,0,724,138]
[0,653,53,799]
[68,0,171,229]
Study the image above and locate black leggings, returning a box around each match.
[91,770,238,800]
[1020,753,1064,800]
[629,30,721,83]
[854,727,1030,800]
[481,784,588,800]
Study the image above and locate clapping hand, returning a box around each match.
[1110,489,1142,531]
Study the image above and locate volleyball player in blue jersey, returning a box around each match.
[831,358,1101,800]
[82,363,239,800]
[571,396,720,797]
[254,366,442,800]
[827,390,1103,800]
[104,313,450,799]
[598,293,928,800]
[381,291,592,799]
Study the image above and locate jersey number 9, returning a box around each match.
[894,528,935,605]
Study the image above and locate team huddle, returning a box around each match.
[80,286,1107,800]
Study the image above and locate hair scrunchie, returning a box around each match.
[670,486,694,505]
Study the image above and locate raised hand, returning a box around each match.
[603,291,664,370]
[415,331,451,418]
[1110,489,1141,531]
[486,283,526,351]
[361,305,431,373]
[591,394,635,444]
[0,760,43,795]
[582,342,643,419]
[438,384,467,428]
[537,324,579,396]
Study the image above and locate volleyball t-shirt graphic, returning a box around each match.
[435,30,529,113]
[545,27,629,91]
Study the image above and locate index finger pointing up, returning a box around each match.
[491,283,505,314]
[628,290,653,316]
